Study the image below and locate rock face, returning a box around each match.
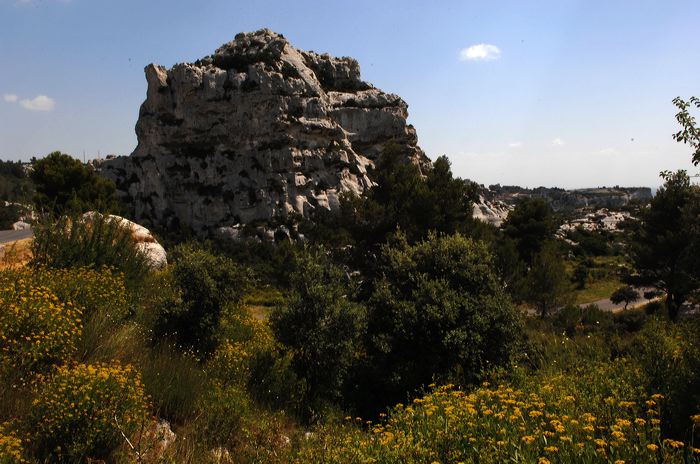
[485,185,652,212]
[472,194,512,228]
[102,29,427,232]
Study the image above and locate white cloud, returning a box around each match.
[19,95,55,111]
[508,142,522,148]
[598,147,617,155]
[459,44,501,61]
[3,94,18,103]
[551,138,565,146]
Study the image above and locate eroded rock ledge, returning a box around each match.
[102,29,428,232]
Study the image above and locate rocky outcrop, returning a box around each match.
[102,29,427,232]
[472,195,512,227]
[485,185,652,212]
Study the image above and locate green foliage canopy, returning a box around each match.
[361,232,523,412]
[632,170,700,320]
[31,151,120,215]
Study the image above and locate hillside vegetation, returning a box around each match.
[1,99,700,463]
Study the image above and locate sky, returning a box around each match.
[1,0,699,189]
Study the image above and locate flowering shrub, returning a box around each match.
[0,423,25,464]
[295,374,700,463]
[12,266,129,320]
[30,362,150,461]
[0,274,81,375]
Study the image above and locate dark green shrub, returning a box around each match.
[30,214,150,288]
[552,303,613,336]
[30,151,120,215]
[361,232,524,414]
[153,244,254,355]
[632,319,700,440]
[270,245,366,413]
[613,308,648,332]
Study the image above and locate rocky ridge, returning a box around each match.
[102,29,427,232]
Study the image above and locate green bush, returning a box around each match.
[552,304,613,336]
[270,245,366,414]
[30,362,150,462]
[30,214,150,289]
[633,320,700,440]
[361,232,524,413]
[152,244,254,355]
[30,151,120,215]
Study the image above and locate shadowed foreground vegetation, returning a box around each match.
[1,101,700,462]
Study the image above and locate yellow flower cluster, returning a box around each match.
[30,362,150,461]
[295,382,697,464]
[0,423,25,464]
[208,310,276,384]
[0,274,82,374]
[11,266,129,320]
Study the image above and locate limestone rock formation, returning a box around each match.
[102,29,428,232]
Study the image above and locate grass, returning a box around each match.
[243,286,284,320]
[0,238,32,269]
[574,278,623,305]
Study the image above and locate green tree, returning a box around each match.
[672,96,700,165]
[502,198,556,266]
[269,245,366,413]
[361,232,523,413]
[524,241,571,318]
[610,285,640,310]
[573,262,589,289]
[31,151,120,215]
[330,146,479,247]
[632,170,700,321]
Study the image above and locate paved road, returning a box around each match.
[0,228,33,244]
[582,286,658,313]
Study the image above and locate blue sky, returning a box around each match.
[1,0,699,188]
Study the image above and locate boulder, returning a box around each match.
[82,212,167,269]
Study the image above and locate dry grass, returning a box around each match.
[0,238,32,269]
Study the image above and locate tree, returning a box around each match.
[672,96,700,165]
[524,241,571,318]
[270,245,366,413]
[360,232,523,413]
[610,285,640,310]
[573,262,589,289]
[327,145,479,247]
[31,151,121,215]
[502,198,556,266]
[632,171,700,321]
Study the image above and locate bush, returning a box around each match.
[30,214,150,288]
[10,266,129,321]
[0,272,82,375]
[633,320,700,440]
[30,362,150,462]
[153,244,254,355]
[362,232,524,413]
[552,304,613,336]
[30,151,120,215]
[270,245,366,414]
[0,422,26,463]
[295,371,686,464]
